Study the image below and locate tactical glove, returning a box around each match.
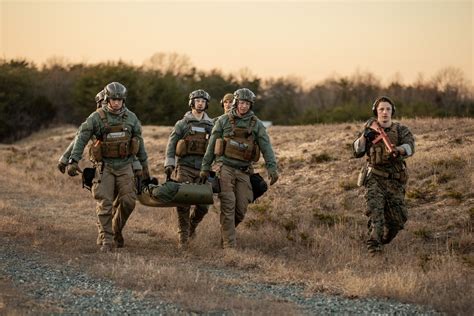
[57,162,67,174]
[363,128,377,142]
[199,170,210,184]
[67,161,80,177]
[164,166,175,178]
[268,170,279,185]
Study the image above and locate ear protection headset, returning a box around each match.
[372,96,396,116]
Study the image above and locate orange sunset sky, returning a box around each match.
[1,0,472,86]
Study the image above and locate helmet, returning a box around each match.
[95,89,105,105]
[372,96,395,116]
[104,82,127,101]
[220,93,234,108]
[188,89,210,109]
[232,88,256,107]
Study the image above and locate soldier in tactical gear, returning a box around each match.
[164,89,214,248]
[200,88,279,249]
[57,90,106,173]
[67,82,149,252]
[353,96,415,255]
[220,93,234,114]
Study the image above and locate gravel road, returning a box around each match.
[0,238,440,315]
[0,239,185,315]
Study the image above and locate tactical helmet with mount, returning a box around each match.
[188,89,210,109]
[104,82,127,102]
[372,96,396,116]
[232,88,256,108]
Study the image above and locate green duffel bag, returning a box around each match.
[138,180,214,207]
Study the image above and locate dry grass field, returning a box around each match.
[0,117,473,314]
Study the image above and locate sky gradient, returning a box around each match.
[1,0,472,86]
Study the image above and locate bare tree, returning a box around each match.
[143,52,193,76]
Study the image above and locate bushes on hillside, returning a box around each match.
[0,57,472,143]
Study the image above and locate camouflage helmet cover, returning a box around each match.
[104,82,127,101]
[232,88,256,106]
[188,89,210,107]
[372,96,396,116]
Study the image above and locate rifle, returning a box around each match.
[368,120,398,157]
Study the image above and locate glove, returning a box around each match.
[268,170,279,185]
[199,170,209,184]
[394,146,404,157]
[164,166,174,178]
[67,161,80,177]
[142,165,150,180]
[57,162,67,174]
[363,128,377,142]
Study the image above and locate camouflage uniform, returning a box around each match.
[165,111,214,245]
[354,120,415,253]
[70,105,148,248]
[201,108,278,248]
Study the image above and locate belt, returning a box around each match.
[369,167,401,180]
[237,166,250,173]
[223,163,250,173]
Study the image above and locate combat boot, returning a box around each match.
[100,243,114,253]
[96,234,103,246]
[367,239,382,255]
[381,228,399,245]
[114,231,124,248]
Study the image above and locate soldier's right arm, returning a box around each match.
[201,119,223,172]
[70,114,98,162]
[164,121,184,167]
[353,135,367,158]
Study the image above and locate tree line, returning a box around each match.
[0,54,472,142]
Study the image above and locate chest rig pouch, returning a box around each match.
[176,124,210,157]
[90,109,139,161]
[368,123,399,166]
[221,114,260,162]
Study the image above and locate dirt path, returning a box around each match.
[0,169,439,315]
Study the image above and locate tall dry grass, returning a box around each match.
[0,118,472,314]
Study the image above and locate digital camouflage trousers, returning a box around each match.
[365,175,408,253]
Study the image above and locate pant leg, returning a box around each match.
[383,180,408,244]
[234,170,252,228]
[175,165,195,243]
[112,164,136,235]
[188,167,209,235]
[218,165,237,248]
[92,166,116,245]
[365,176,386,252]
